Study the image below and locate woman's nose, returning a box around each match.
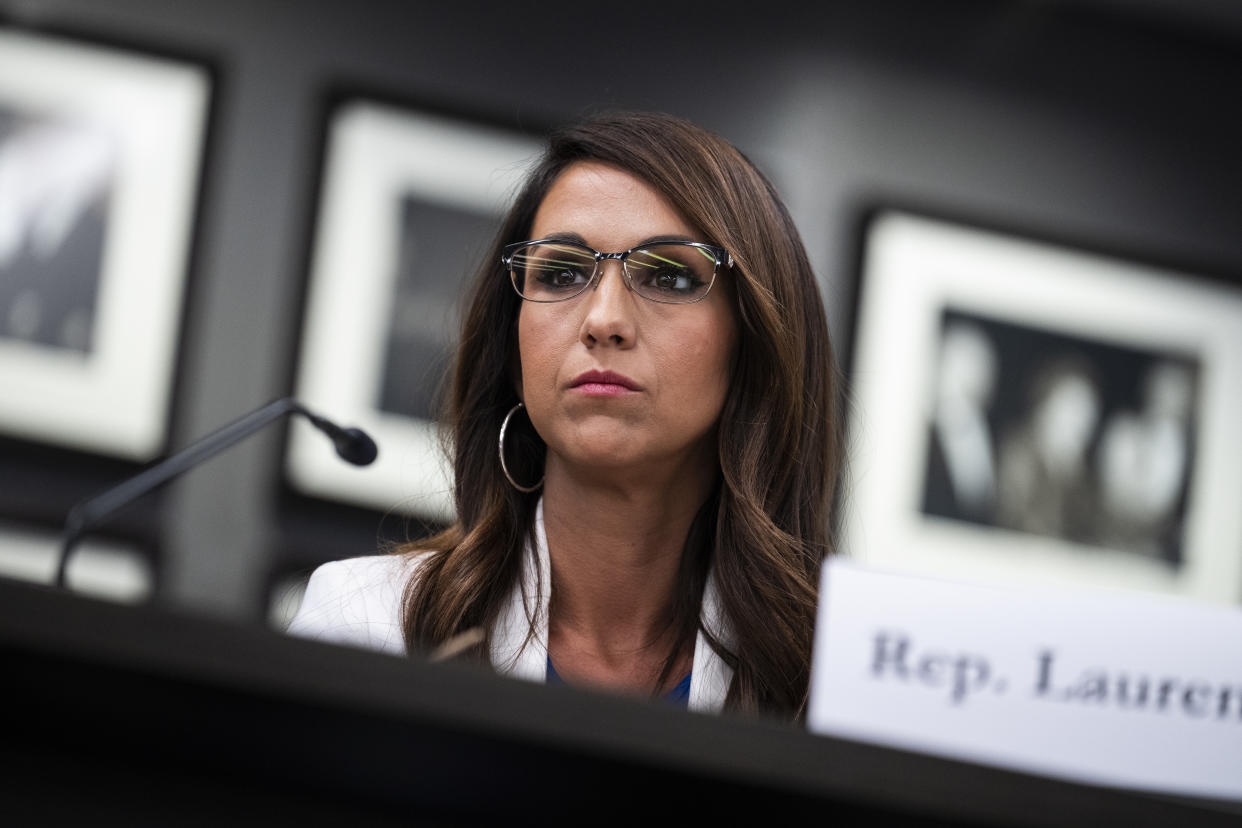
[579,260,637,348]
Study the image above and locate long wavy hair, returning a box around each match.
[400,111,841,720]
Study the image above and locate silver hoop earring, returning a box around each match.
[499,402,543,493]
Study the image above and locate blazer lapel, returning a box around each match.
[489,498,551,682]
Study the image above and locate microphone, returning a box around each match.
[299,411,378,466]
[55,397,377,590]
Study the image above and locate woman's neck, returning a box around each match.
[540,456,713,692]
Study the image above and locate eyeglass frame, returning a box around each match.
[500,238,734,305]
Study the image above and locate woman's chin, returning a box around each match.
[552,442,648,475]
[548,437,714,485]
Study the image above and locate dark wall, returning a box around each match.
[1,0,1238,620]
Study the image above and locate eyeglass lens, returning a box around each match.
[509,242,718,304]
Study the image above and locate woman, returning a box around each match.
[289,111,842,720]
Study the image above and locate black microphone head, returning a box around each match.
[334,427,378,466]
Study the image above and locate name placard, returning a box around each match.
[808,558,1242,801]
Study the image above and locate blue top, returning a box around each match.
[546,656,692,707]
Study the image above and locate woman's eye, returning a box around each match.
[649,267,697,293]
[537,267,588,288]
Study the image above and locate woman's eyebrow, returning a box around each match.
[636,234,697,246]
[537,231,589,245]
[536,232,700,248]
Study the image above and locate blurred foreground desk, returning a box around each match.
[0,577,1236,826]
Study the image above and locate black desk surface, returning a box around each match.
[1,577,1237,826]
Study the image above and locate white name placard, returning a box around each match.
[808,558,1242,801]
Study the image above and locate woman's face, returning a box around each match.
[516,160,738,483]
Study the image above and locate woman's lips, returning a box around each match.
[570,370,642,396]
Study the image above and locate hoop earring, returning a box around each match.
[499,402,544,493]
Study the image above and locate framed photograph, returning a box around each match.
[840,210,1242,604]
[0,518,152,603]
[0,28,211,460]
[287,100,542,521]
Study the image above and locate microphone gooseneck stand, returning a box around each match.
[55,397,378,590]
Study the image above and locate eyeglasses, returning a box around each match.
[502,239,732,305]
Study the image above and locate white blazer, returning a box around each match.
[287,499,735,712]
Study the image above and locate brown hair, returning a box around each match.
[400,111,842,720]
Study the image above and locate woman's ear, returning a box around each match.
[509,318,524,403]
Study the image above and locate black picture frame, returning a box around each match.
[286,95,543,521]
[0,25,211,461]
[839,208,1242,604]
